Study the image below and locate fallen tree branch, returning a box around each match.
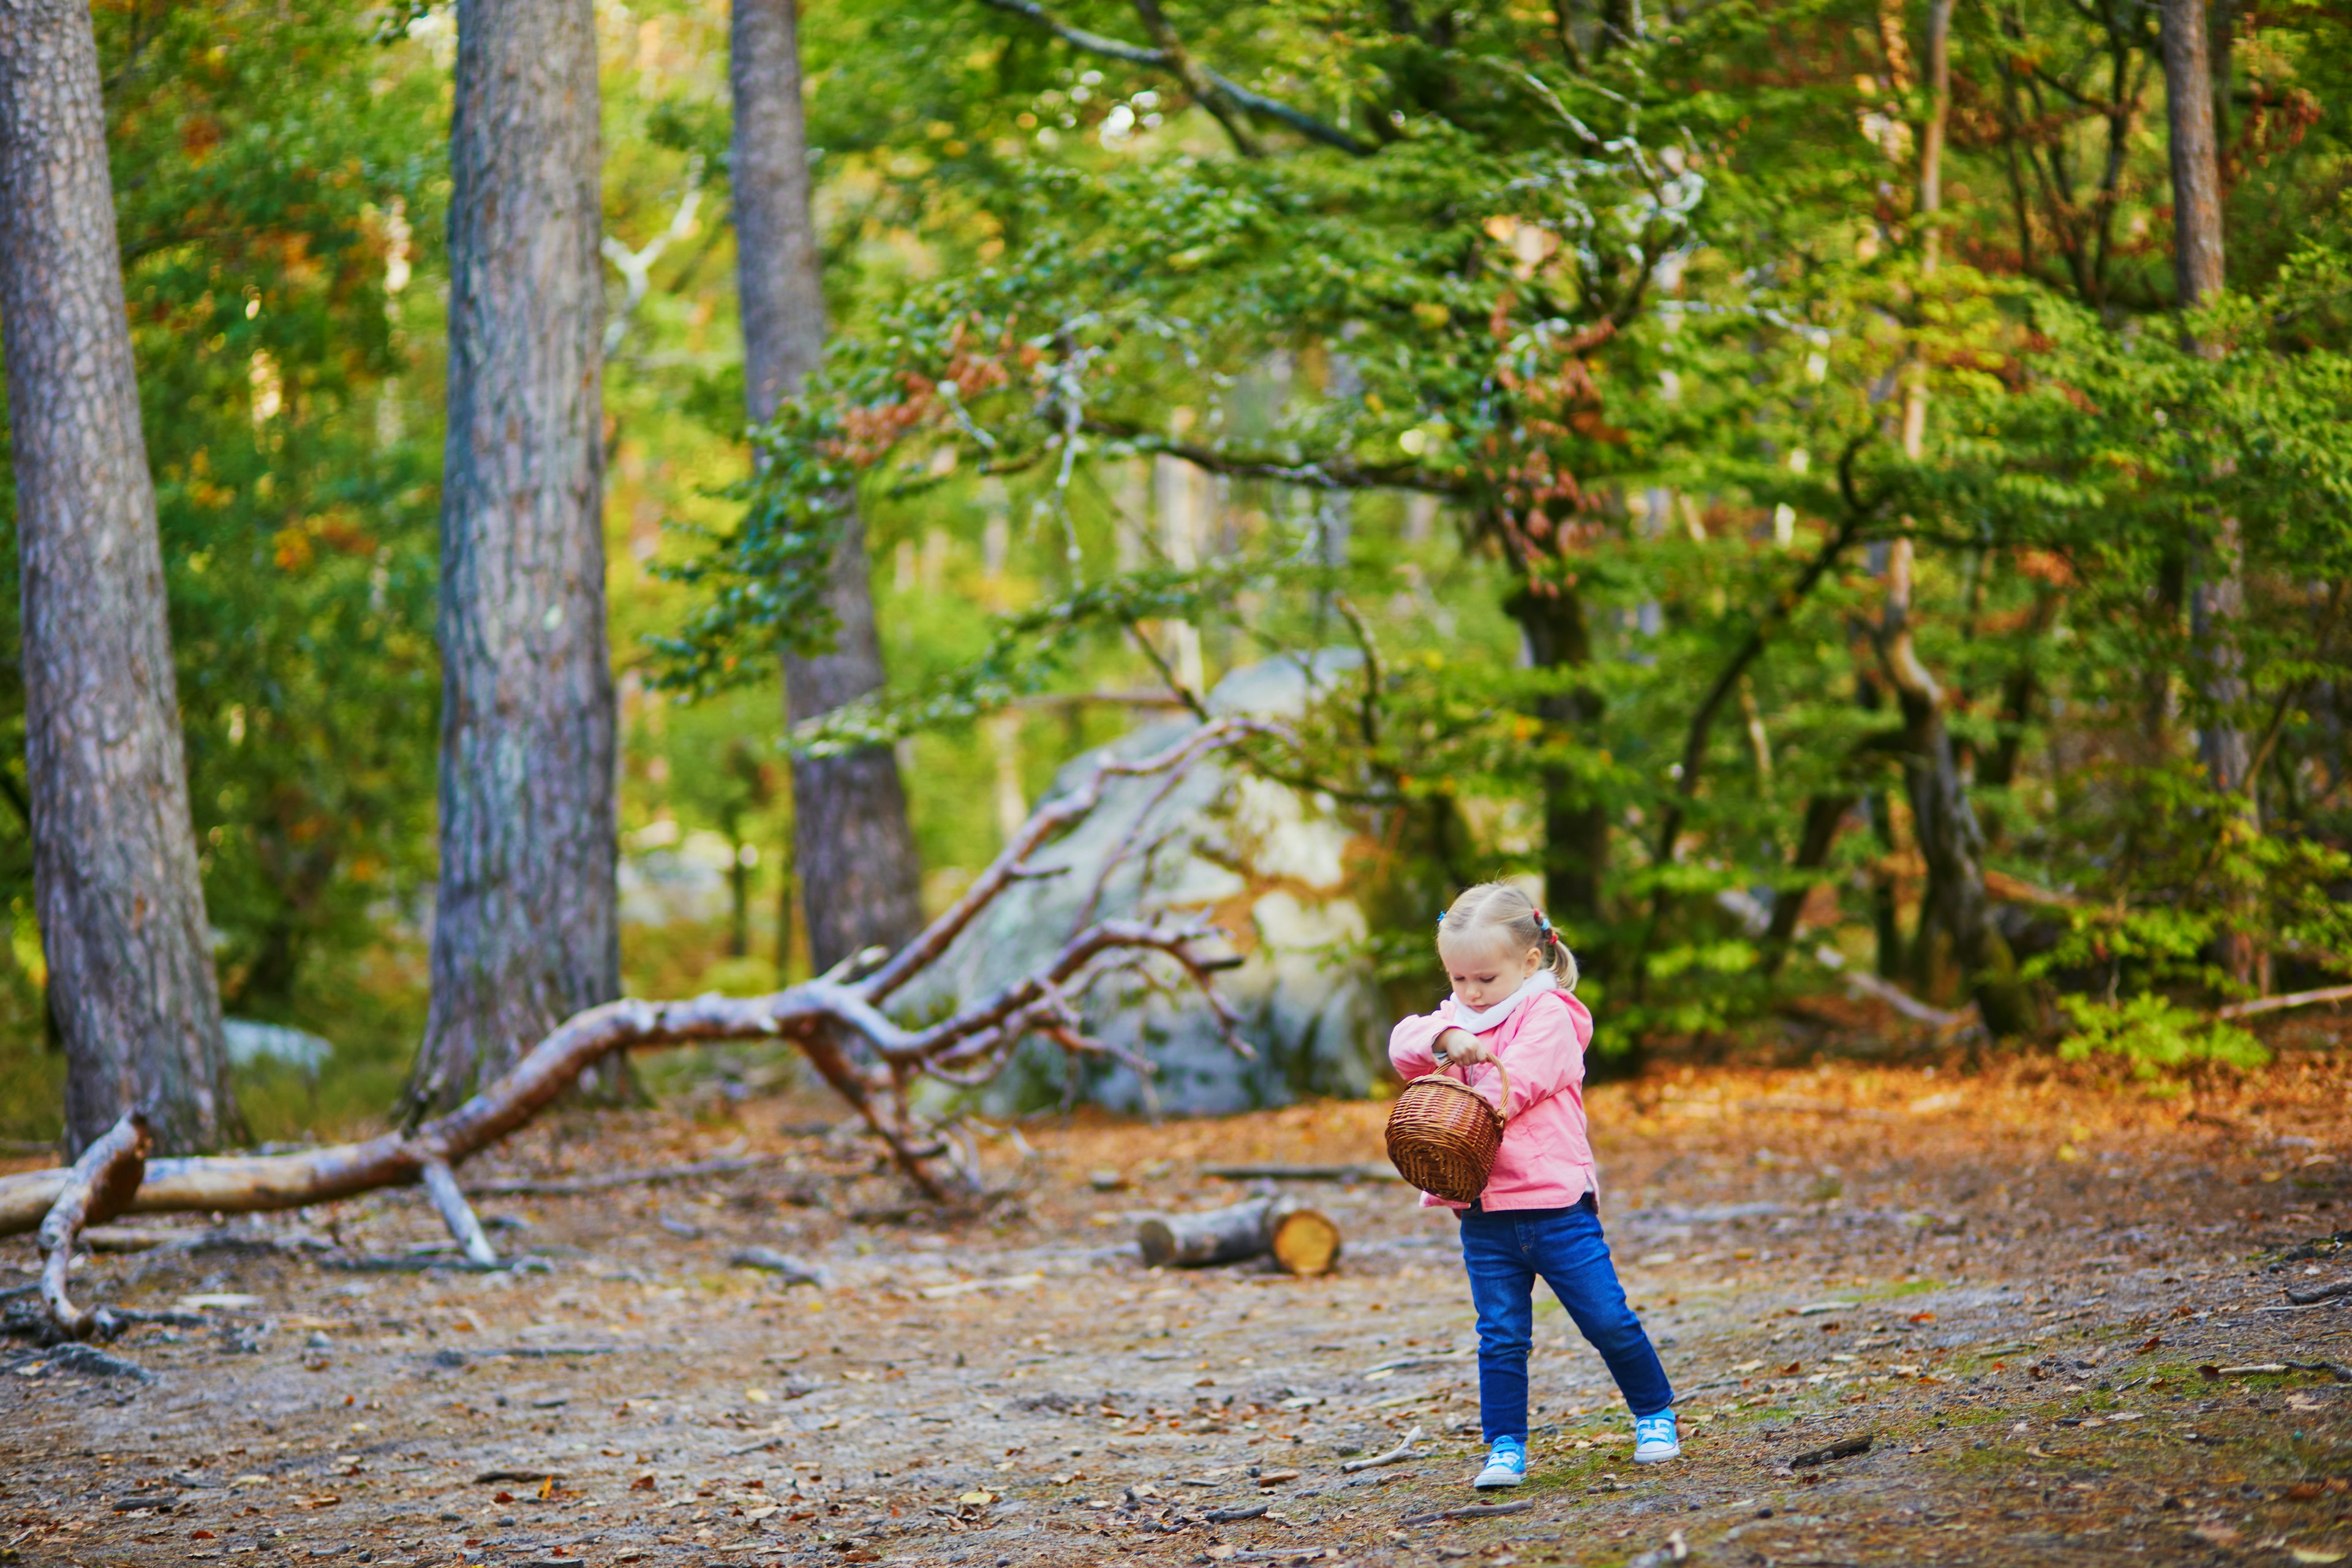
[1812,946,1978,1030]
[2217,982,2352,1022]
[38,1114,148,1340]
[420,1158,498,1267]
[0,723,1267,1301]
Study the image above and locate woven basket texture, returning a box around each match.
[1384,1066,1507,1205]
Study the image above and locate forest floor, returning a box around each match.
[3,1047,2351,1568]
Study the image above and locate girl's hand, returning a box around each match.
[1436,1027,1492,1066]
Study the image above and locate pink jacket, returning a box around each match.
[1387,987,1599,1211]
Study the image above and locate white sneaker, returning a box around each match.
[1634,1411,1681,1463]
[1473,1437,1527,1488]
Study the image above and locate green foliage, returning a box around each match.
[2056,995,2269,1079]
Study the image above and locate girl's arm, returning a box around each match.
[1476,993,1593,1117]
[1388,1011,1455,1080]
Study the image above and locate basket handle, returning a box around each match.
[1433,1039,1510,1126]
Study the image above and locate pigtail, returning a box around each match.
[1533,908,1580,992]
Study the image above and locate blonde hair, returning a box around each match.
[1437,881,1578,990]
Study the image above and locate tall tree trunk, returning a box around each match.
[1762,793,1855,976]
[411,0,620,1111]
[1876,0,2029,1034]
[1507,585,1608,944]
[2160,0,2256,988]
[732,0,924,974]
[0,0,240,1156]
[2161,0,2226,312]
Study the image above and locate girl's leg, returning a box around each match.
[1521,1201,1676,1417]
[1455,1210,1537,1442]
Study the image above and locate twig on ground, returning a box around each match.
[729,1247,831,1287]
[1340,1424,1423,1472]
[1788,1433,1874,1467]
[1399,1500,1533,1524]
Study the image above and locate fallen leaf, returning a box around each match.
[1780,1362,1803,1376]
[536,1477,554,1501]
[2290,1549,2347,1564]
[746,1389,770,1404]
[1254,1470,1302,1487]
[494,1491,514,1504]
[2136,1336,2164,1354]
[630,1475,655,1492]
[956,1490,996,1506]
[1907,1311,1936,1325]
[2192,1526,2241,1547]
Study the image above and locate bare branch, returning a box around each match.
[970,0,1370,156]
[864,718,1270,1001]
[0,722,1273,1243]
[37,1113,147,1338]
[1083,419,1466,495]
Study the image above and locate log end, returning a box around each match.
[1270,1208,1341,1276]
[1136,1218,1178,1270]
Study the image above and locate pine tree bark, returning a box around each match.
[411,0,619,1109]
[2160,0,2256,988]
[0,0,241,1156]
[1876,0,2030,1035]
[1507,586,1608,939]
[732,0,924,974]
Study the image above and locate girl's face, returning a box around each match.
[1440,931,1544,1010]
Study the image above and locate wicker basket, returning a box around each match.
[1384,1062,1510,1205]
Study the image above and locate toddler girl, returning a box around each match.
[1388,881,1679,1488]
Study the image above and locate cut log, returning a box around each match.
[1270,1207,1343,1276]
[37,1112,148,1338]
[1199,1163,1400,1183]
[1136,1197,1340,1275]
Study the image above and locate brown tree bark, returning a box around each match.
[2160,0,2227,311]
[733,0,925,976]
[2161,0,2256,988]
[1507,586,1608,938]
[0,0,241,1156]
[410,0,620,1110]
[1877,0,2030,1035]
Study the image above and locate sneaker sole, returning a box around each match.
[1633,1448,1681,1464]
[1474,1473,1525,1488]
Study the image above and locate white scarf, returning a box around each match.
[1441,970,1559,1036]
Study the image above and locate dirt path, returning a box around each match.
[3,1059,2350,1568]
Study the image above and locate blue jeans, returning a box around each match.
[1457,1196,1675,1442]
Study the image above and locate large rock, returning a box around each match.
[899,652,1381,1116]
